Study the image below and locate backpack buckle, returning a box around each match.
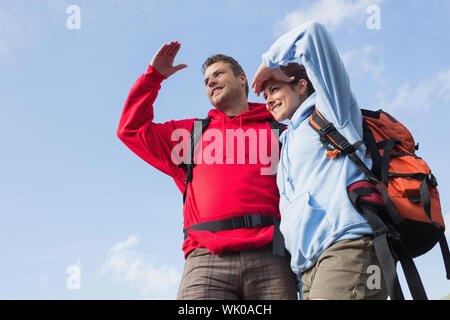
[340,140,355,154]
[244,214,263,228]
[320,122,335,135]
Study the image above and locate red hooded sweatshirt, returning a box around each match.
[117,66,282,258]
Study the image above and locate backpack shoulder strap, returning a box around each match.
[178,117,211,204]
[267,119,287,149]
[267,118,287,134]
[308,107,378,183]
[362,117,382,181]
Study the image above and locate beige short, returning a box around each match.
[301,236,388,300]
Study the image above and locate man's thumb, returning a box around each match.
[174,64,188,71]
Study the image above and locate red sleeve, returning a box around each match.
[117,65,195,192]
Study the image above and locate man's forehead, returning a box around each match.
[204,61,231,77]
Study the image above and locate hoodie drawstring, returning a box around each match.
[281,125,295,195]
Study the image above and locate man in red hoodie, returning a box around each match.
[117,41,297,299]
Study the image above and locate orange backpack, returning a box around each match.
[309,108,449,300]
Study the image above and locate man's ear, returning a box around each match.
[240,73,247,86]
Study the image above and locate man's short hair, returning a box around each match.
[202,54,249,98]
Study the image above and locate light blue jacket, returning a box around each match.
[262,22,373,274]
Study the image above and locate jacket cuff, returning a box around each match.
[144,65,167,83]
[262,52,279,69]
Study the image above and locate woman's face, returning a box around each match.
[263,79,306,122]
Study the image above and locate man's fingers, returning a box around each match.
[170,42,181,57]
[165,42,176,56]
[167,41,180,57]
[156,41,178,57]
[155,43,169,56]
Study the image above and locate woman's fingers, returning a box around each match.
[252,64,274,96]
[252,80,262,96]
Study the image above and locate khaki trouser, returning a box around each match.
[301,236,389,300]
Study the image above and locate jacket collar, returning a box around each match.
[280,92,317,141]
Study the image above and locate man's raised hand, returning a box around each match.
[150,41,187,78]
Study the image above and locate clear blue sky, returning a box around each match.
[0,0,449,299]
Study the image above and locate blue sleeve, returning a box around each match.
[262,21,358,128]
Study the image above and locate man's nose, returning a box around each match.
[208,77,217,88]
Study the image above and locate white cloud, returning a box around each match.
[101,234,182,299]
[387,69,450,112]
[274,0,383,34]
[341,45,384,83]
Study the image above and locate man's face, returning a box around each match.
[204,62,246,109]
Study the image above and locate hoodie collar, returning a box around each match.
[207,102,272,122]
[279,93,316,142]
[288,92,317,129]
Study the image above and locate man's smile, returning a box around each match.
[211,87,223,97]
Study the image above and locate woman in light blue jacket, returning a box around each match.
[252,22,388,300]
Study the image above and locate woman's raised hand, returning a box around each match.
[252,63,294,96]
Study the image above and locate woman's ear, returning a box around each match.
[296,79,308,96]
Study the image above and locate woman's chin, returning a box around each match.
[272,112,284,122]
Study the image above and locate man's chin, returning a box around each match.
[210,97,227,110]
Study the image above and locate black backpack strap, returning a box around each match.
[184,214,275,237]
[266,118,288,256]
[309,108,379,185]
[348,182,404,300]
[271,216,286,257]
[178,117,211,204]
[267,119,287,149]
[348,181,428,300]
[183,213,286,257]
[386,172,438,224]
[379,139,398,186]
[267,119,287,134]
[355,196,428,300]
[362,120,382,178]
[439,231,450,280]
